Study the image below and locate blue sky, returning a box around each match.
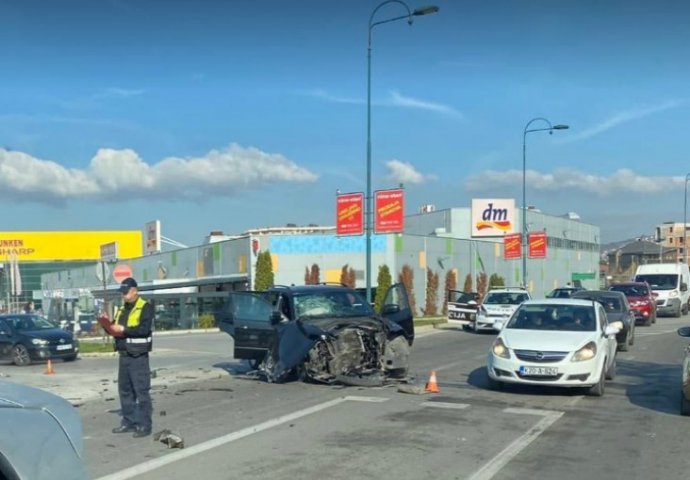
[1,0,689,246]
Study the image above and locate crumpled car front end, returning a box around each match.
[261,318,409,386]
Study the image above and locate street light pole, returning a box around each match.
[366,1,439,305]
[521,118,569,289]
[684,173,690,264]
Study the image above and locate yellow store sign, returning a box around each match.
[0,231,143,261]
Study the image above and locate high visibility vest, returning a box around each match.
[114,297,152,354]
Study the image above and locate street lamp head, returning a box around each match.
[552,124,569,130]
[413,5,440,16]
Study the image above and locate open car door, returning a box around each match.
[381,283,414,345]
[218,292,277,361]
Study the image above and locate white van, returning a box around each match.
[634,263,690,317]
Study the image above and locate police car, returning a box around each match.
[447,290,480,327]
[473,287,531,332]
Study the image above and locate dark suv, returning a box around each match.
[218,283,413,385]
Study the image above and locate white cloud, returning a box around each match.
[0,144,317,203]
[302,89,462,117]
[562,100,686,143]
[387,91,462,117]
[464,168,683,195]
[385,159,436,185]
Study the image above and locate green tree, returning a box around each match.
[442,269,457,315]
[489,273,505,289]
[374,264,392,313]
[463,273,473,293]
[477,272,488,300]
[310,264,321,284]
[423,267,439,316]
[254,251,274,291]
[398,264,417,317]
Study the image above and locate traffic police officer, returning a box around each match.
[110,277,154,438]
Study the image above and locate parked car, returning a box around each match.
[486,299,622,396]
[609,282,657,326]
[474,287,531,332]
[218,283,413,386]
[0,314,79,366]
[0,379,90,480]
[446,290,480,326]
[571,290,635,351]
[676,326,690,415]
[546,286,586,298]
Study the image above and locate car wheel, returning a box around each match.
[629,327,635,347]
[605,358,616,380]
[644,316,652,327]
[587,365,606,397]
[652,312,657,324]
[675,305,682,318]
[12,344,31,366]
[619,337,629,352]
[63,354,78,362]
[681,391,690,416]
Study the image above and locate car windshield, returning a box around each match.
[546,288,575,298]
[507,304,596,332]
[484,292,529,305]
[635,274,678,291]
[451,291,477,304]
[293,290,374,319]
[8,315,56,331]
[610,285,648,297]
[575,294,624,312]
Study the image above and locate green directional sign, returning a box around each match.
[571,272,595,281]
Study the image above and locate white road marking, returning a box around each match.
[467,407,564,480]
[635,329,676,337]
[420,401,470,410]
[94,395,388,480]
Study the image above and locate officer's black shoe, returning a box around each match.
[132,427,152,438]
[112,425,137,434]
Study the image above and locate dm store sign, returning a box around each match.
[471,199,516,238]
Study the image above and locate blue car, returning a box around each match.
[0,314,79,366]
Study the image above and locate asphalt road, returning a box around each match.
[4,319,690,480]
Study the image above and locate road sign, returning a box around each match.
[112,264,133,283]
[100,241,119,261]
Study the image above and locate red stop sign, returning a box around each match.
[112,264,133,283]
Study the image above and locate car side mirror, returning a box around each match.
[604,321,623,336]
[381,304,400,315]
[678,326,690,337]
[494,319,505,330]
[682,283,688,292]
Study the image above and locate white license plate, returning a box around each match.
[56,344,73,351]
[519,366,558,376]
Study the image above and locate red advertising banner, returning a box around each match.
[374,188,404,234]
[528,231,547,258]
[336,192,364,236]
[504,233,522,260]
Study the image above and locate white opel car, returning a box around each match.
[474,287,530,332]
[486,299,621,396]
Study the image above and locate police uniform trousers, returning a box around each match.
[118,352,152,430]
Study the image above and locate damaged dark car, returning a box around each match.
[218,284,414,386]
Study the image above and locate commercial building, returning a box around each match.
[36,201,599,328]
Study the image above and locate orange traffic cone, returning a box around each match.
[425,370,440,393]
[44,359,55,375]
